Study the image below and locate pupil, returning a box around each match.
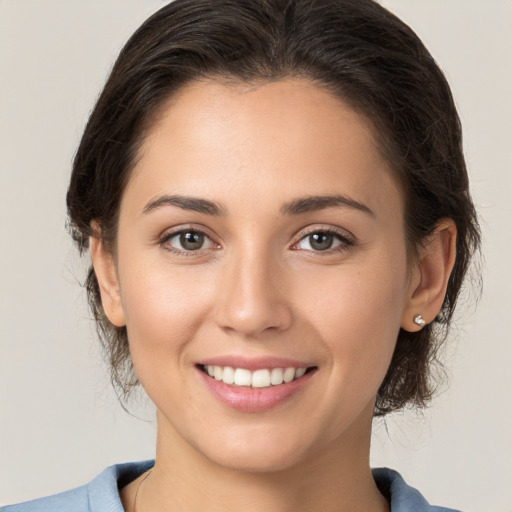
[310,232,333,251]
[180,231,204,250]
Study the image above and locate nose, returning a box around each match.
[213,246,293,338]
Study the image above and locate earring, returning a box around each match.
[413,314,426,327]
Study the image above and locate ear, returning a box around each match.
[89,231,126,327]
[401,219,457,332]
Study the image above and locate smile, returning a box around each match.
[198,362,317,412]
[201,365,310,388]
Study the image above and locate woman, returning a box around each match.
[2,0,481,510]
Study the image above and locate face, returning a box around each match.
[99,79,419,472]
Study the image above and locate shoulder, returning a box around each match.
[1,485,88,512]
[372,468,464,512]
[1,460,154,512]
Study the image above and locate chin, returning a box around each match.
[175,424,300,474]
[206,445,307,474]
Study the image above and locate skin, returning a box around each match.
[91,78,456,512]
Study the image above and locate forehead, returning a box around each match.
[126,78,402,217]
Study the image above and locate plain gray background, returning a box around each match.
[1,1,511,510]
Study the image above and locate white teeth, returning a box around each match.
[252,369,271,388]
[234,368,252,386]
[295,367,306,378]
[270,368,284,385]
[222,366,235,385]
[204,365,310,388]
[283,367,295,383]
[213,365,223,381]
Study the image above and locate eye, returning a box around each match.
[161,229,215,252]
[295,230,352,252]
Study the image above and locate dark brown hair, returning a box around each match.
[67,0,481,415]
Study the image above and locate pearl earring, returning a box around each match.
[413,314,426,327]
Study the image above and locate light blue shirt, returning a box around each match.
[1,461,462,512]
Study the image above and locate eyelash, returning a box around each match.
[291,227,355,254]
[159,226,218,256]
[158,226,355,255]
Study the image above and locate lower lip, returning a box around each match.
[197,368,315,412]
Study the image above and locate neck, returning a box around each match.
[126,407,388,512]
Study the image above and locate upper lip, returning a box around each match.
[196,356,314,371]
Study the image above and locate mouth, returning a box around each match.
[198,364,317,388]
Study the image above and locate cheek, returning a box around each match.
[116,254,216,375]
[303,257,405,326]
[297,252,408,382]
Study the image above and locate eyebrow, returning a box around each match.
[142,195,226,216]
[142,193,374,218]
[281,195,375,217]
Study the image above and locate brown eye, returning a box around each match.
[164,229,214,252]
[308,232,334,251]
[295,230,351,252]
[179,231,205,251]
